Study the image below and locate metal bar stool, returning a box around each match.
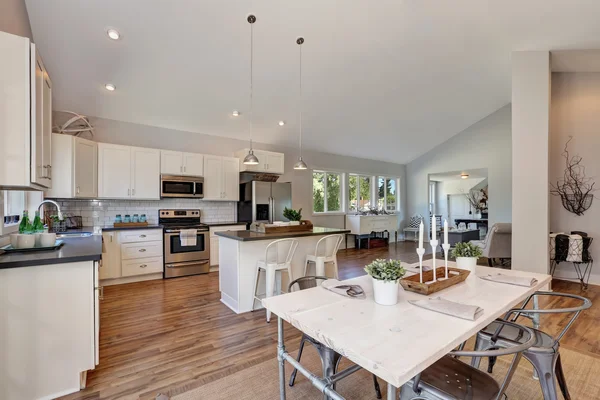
[287,276,383,399]
[471,291,592,400]
[304,234,344,279]
[252,238,299,323]
[400,319,537,400]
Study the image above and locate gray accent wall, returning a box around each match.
[406,104,512,235]
[0,0,33,39]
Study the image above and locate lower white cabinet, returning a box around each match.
[204,155,239,201]
[100,231,121,280]
[121,257,163,277]
[121,241,163,260]
[345,215,399,240]
[209,224,246,266]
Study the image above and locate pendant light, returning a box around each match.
[293,37,308,170]
[243,14,260,165]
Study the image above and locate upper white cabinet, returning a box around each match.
[203,155,239,201]
[45,134,98,199]
[0,32,53,190]
[160,150,204,176]
[235,149,285,174]
[98,143,160,199]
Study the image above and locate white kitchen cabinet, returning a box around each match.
[45,134,98,198]
[0,32,53,190]
[160,150,204,176]
[100,231,121,280]
[203,155,239,201]
[209,224,247,266]
[345,214,399,245]
[98,143,160,199]
[236,149,285,174]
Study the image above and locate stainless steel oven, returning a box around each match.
[161,175,204,198]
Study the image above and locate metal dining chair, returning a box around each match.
[304,234,344,279]
[471,291,592,400]
[287,276,383,399]
[400,319,537,400]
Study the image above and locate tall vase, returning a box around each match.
[372,278,399,306]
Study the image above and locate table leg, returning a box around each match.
[315,345,342,400]
[387,383,397,399]
[277,317,287,400]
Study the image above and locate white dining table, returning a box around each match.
[262,260,552,400]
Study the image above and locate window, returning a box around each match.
[2,190,25,234]
[429,181,436,214]
[378,177,399,211]
[313,171,344,213]
[349,174,372,212]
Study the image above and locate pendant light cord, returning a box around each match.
[249,20,254,150]
[299,39,303,157]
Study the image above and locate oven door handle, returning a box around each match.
[165,260,210,268]
[165,229,208,234]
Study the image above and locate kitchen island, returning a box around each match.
[216,227,349,314]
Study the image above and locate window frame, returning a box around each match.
[1,190,26,235]
[348,173,375,213]
[312,170,346,215]
[377,176,401,213]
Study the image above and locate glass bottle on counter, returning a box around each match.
[32,211,45,233]
[19,210,31,234]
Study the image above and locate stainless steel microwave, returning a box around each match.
[160,175,204,198]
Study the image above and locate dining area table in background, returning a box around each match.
[262,260,552,400]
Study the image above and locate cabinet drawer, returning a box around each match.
[119,230,163,243]
[121,241,163,260]
[121,257,163,277]
[209,225,246,237]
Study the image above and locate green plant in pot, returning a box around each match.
[283,207,302,225]
[451,242,483,269]
[364,259,406,306]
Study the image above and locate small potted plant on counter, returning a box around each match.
[283,207,302,225]
[451,242,483,269]
[364,259,405,306]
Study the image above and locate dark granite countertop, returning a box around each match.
[0,235,102,269]
[215,227,350,242]
[205,221,246,227]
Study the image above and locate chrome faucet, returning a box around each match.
[37,199,63,221]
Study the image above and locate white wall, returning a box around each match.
[0,0,32,39]
[87,116,407,230]
[406,105,512,237]
[550,72,600,284]
[511,51,551,274]
[432,178,486,223]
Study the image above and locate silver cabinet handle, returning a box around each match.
[128,188,131,196]
[140,234,146,238]
[76,186,80,194]
[132,188,135,196]
[184,166,186,173]
[139,248,146,252]
[45,165,52,180]
[140,264,147,268]
[96,286,104,300]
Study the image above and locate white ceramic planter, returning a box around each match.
[372,277,399,306]
[289,221,300,226]
[456,257,477,270]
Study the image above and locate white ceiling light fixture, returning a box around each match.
[293,37,308,171]
[461,173,469,179]
[106,28,120,40]
[278,120,285,126]
[104,83,116,91]
[242,14,259,166]
[232,110,240,117]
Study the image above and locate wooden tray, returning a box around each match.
[113,222,149,228]
[250,220,313,233]
[400,267,470,295]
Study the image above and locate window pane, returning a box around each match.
[359,176,370,210]
[386,179,396,211]
[313,172,325,213]
[326,173,341,212]
[349,175,358,212]
[378,177,385,209]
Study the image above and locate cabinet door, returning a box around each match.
[160,150,183,175]
[183,152,204,176]
[221,157,239,201]
[31,53,48,187]
[266,152,284,174]
[42,68,52,187]
[100,232,121,280]
[131,147,160,199]
[203,155,223,200]
[254,150,269,173]
[210,236,219,266]
[98,143,131,199]
[74,137,97,198]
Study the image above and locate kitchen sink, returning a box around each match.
[56,232,93,238]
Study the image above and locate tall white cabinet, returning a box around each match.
[160,150,204,176]
[203,155,239,201]
[0,32,53,190]
[98,143,160,199]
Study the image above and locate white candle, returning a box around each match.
[444,219,448,244]
[431,215,436,240]
[418,221,424,249]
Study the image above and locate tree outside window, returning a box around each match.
[313,171,343,213]
[378,177,398,211]
[349,174,371,212]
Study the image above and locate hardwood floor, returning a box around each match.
[61,242,600,399]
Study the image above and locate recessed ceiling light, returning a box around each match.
[460,173,469,179]
[106,28,120,40]
[278,121,285,126]
[104,83,116,91]
[232,110,240,117]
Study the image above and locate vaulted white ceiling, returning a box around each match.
[24,0,600,164]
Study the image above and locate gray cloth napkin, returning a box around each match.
[409,297,483,321]
[479,273,537,287]
[321,279,366,299]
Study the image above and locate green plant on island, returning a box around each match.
[451,242,483,258]
[364,259,405,282]
[283,207,302,222]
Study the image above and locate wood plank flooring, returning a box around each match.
[61,242,600,399]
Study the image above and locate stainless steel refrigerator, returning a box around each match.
[237,181,292,225]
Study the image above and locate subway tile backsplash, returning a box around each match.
[52,199,237,226]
